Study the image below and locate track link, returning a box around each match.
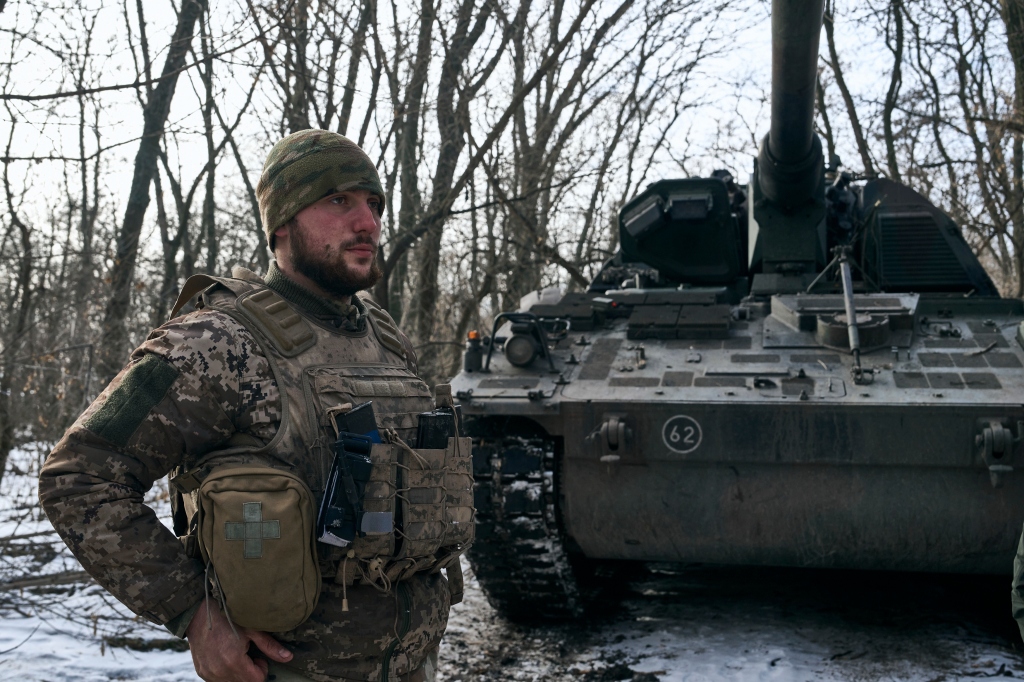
[467,434,584,621]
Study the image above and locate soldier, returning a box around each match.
[1013,528,1024,641]
[38,130,468,682]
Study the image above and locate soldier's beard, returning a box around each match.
[288,224,382,298]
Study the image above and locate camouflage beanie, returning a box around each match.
[256,129,384,247]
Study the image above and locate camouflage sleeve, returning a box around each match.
[38,310,279,626]
[1012,523,1024,642]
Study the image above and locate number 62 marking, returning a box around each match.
[662,415,703,454]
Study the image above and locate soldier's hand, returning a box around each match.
[185,597,293,682]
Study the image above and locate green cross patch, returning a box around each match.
[224,502,281,559]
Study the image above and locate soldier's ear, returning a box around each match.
[271,223,289,252]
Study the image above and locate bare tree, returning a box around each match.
[0,117,35,485]
[823,0,877,176]
[399,0,720,380]
[377,0,626,320]
[406,0,511,371]
[98,0,206,381]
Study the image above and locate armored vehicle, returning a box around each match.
[452,0,1024,621]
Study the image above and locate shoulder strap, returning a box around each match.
[170,275,220,319]
[359,295,407,360]
[172,275,316,358]
[236,288,316,358]
[170,274,262,319]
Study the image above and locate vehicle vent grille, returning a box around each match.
[875,212,973,290]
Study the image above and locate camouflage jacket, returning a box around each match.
[38,265,448,682]
[1013,524,1024,642]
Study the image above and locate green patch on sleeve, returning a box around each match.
[83,353,180,447]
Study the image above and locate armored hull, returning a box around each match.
[454,284,1024,619]
[557,301,1024,574]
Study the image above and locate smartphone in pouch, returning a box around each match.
[316,402,390,548]
[334,401,382,443]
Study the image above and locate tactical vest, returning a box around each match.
[169,269,473,591]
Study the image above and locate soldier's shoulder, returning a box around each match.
[141,309,264,363]
[164,308,254,341]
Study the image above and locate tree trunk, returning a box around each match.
[0,130,35,486]
[1000,0,1024,296]
[97,0,204,382]
[816,74,836,164]
[410,0,489,364]
[151,171,181,327]
[338,0,373,137]
[882,0,904,183]
[823,1,875,176]
[220,120,268,271]
[376,0,434,319]
[73,15,99,335]
[285,0,312,133]
[200,8,217,274]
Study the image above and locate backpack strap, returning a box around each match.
[446,558,465,605]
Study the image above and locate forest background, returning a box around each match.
[0,0,1021,485]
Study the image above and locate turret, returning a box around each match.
[748,0,828,293]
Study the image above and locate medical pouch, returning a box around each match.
[197,464,321,632]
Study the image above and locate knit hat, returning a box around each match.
[256,130,385,247]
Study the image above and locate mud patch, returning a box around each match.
[438,561,1024,681]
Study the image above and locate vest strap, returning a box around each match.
[168,430,271,493]
[170,274,220,319]
[237,289,317,357]
[170,467,207,494]
[446,559,465,605]
[361,297,406,359]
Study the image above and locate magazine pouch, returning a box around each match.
[395,435,474,561]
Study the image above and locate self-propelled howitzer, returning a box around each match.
[452,0,1023,621]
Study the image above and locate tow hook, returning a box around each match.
[975,419,1023,488]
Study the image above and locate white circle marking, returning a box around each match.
[662,415,703,454]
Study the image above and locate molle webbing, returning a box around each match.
[172,273,317,357]
[335,435,474,590]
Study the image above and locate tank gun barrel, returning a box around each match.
[757,0,826,207]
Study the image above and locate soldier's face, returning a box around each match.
[278,189,383,297]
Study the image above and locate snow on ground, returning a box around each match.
[439,562,1024,682]
[0,444,195,682]
[2,444,1023,681]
